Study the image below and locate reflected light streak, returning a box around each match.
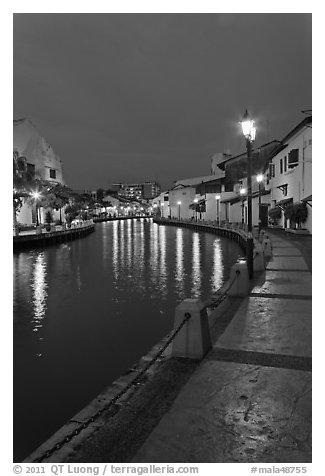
[175,228,184,295]
[119,220,125,266]
[191,233,201,297]
[159,225,167,297]
[31,252,48,331]
[211,239,223,292]
[150,223,159,283]
[126,219,132,268]
[112,220,119,280]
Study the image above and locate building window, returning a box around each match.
[288,149,299,168]
[269,163,275,178]
[280,159,283,174]
[49,169,56,179]
[284,156,287,172]
[308,139,312,145]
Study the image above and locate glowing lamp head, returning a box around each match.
[256,174,264,183]
[31,191,41,200]
[241,109,256,141]
[240,188,246,196]
[177,201,181,205]
[215,194,221,200]
[194,198,198,203]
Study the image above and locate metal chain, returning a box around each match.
[33,312,192,463]
[205,269,240,310]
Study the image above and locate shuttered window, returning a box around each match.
[288,149,299,168]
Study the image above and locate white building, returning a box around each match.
[13,118,65,225]
[267,115,312,232]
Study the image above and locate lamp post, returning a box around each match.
[194,198,198,221]
[241,109,256,280]
[161,202,164,218]
[240,187,246,225]
[31,191,41,226]
[177,201,181,220]
[215,194,221,226]
[256,174,263,230]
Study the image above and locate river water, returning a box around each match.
[13,219,243,461]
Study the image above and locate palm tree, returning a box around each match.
[13,150,35,235]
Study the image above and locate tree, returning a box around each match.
[13,150,36,234]
[284,202,308,229]
[96,188,105,201]
[268,207,282,224]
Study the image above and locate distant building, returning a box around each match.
[107,181,161,200]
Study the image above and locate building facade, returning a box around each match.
[267,116,312,232]
[13,118,65,225]
[107,182,161,200]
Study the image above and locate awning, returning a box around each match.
[301,195,312,207]
[189,198,206,211]
[302,195,312,202]
[276,197,293,208]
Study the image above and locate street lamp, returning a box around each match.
[215,194,221,226]
[161,202,164,218]
[31,191,41,226]
[256,174,264,230]
[240,187,246,225]
[194,198,198,222]
[177,201,181,220]
[241,109,256,279]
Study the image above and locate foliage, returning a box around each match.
[284,202,308,229]
[96,188,105,201]
[268,207,282,221]
[45,210,53,224]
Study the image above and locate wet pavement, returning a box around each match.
[25,229,312,463]
[133,230,312,463]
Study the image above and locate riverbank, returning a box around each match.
[93,215,149,223]
[23,226,311,463]
[13,221,95,250]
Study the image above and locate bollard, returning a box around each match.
[227,261,250,297]
[171,299,212,359]
[263,238,272,258]
[253,243,265,271]
[259,229,265,243]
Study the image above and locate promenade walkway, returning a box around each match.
[132,230,312,463]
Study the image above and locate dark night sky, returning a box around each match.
[13,13,311,191]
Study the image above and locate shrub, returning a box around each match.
[284,202,308,229]
[268,207,282,221]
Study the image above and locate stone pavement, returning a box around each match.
[132,231,312,463]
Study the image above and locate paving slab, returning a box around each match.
[252,271,312,296]
[269,241,298,248]
[266,256,308,270]
[215,297,311,357]
[272,248,302,256]
[133,361,311,463]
